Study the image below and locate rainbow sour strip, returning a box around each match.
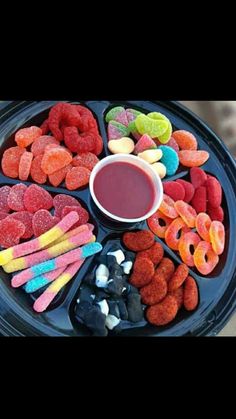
[11,242,102,288]
[43,223,94,249]
[3,229,94,273]
[0,211,80,266]
[24,266,67,293]
[33,260,84,313]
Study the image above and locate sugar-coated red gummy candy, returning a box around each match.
[48,164,72,187]
[19,151,33,181]
[190,167,207,189]
[72,152,99,171]
[61,206,89,227]
[15,126,42,148]
[176,179,195,203]
[32,209,60,237]
[0,211,8,220]
[48,103,82,142]
[205,177,222,208]
[207,204,224,223]
[191,186,207,213]
[123,230,155,252]
[64,126,95,154]
[0,186,11,212]
[53,194,80,218]
[0,217,25,248]
[41,146,72,175]
[92,132,104,156]
[30,154,47,184]
[1,146,25,178]
[10,211,33,239]
[7,183,27,212]
[23,185,53,213]
[163,181,185,201]
[40,119,50,135]
[31,135,59,156]
[76,105,98,131]
[65,166,91,190]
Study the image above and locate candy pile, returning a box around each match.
[148,168,225,275]
[1,103,102,190]
[106,106,210,179]
[75,245,146,336]
[122,230,199,326]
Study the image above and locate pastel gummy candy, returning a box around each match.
[31,135,59,156]
[48,164,72,187]
[207,205,224,223]
[48,224,93,248]
[195,213,211,242]
[7,184,26,212]
[172,130,198,150]
[159,195,178,219]
[147,210,172,238]
[163,181,185,202]
[209,221,225,255]
[4,229,93,273]
[178,232,201,267]
[30,154,47,184]
[190,167,207,189]
[140,274,167,305]
[165,217,190,251]
[178,150,209,167]
[105,107,129,126]
[167,137,180,153]
[72,152,99,171]
[134,134,157,155]
[155,258,175,282]
[24,266,67,293]
[19,151,33,181]
[32,210,60,237]
[11,241,102,287]
[23,185,53,213]
[193,241,219,275]
[53,194,80,218]
[138,149,163,164]
[126,109,143,141]
[0,211,80,266]
[108,137,135,154]
[15,126,42,148]
[168,264,189,292]
[1,146,25,178]
[147,112,172,144]
[107,121,129,140]
[33,260,84,313]
[205,177,222,208]
[41,146,72,175]
[191,186,207,213]
[174,200,197,228]
[0,186,11,212]
[176,179,195,203]
[65,166,91,190]
[183,276,199,311]
[127,120,142,142]
[10,211,34,239]
[159,146,179,176]
[135,114,169,138]
[151,162,166,179]
[61,206,89,227]
[0,218,25,248]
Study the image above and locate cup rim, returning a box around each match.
[89,154,163,223]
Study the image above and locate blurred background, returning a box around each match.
[181,101,236,156]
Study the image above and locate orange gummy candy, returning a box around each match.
[48,164,72,187]
[1,146,25,178]
[19,151,33,181]
[30,154,47,184]
[159,194,178,219]
[15,126,42,148]
[178,150,209,168]
[174,200,197,228]
[165,217,191,251]
[172,130,198,150]
[147,210,173,238]
[193,241,219,275]
[41,147,72,175]
[209,221,225,255]
[196,213,211,242]
[65,166,91,190]
[178,231,201,267]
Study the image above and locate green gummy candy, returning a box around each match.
[128,120,137,133]
[148,112,172,144]
[135,114,168,138]
[105,107,125,123]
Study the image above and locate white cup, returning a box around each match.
[89,154,163,224]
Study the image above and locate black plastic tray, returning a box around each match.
[0,100,236,336]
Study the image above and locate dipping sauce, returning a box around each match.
[93,162,156,219]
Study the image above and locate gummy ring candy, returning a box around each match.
[193,241,219,275]
[165,217,191,251]
[147,210,172,238]
[178,232,201,267]
[159,195,178,219]
[174,200,197,228]
[196,213,211,242]
[209,221,225,255]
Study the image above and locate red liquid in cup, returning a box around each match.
[93,162,156,219]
